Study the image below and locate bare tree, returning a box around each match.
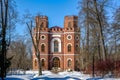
[0,0,17,78]
[93,0,107,61]
[110,7,120,61]
[23,13,42,75]
[113,7,120,50]
[7,37,32,72]
[13,33,33,70]
[79,0,108,63]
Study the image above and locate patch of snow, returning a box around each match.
[67,78,76,80]
[4,70,120,80]
[7,75,30,80]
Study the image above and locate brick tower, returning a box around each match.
[33,15,80,71]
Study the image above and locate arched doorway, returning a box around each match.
[52,57,60,68]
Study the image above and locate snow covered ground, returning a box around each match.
[0,70,120,80]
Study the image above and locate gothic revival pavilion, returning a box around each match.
[33,15,80,71]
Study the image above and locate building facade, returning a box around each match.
[33,15,80,71]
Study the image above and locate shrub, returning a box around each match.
[94,59,114,76]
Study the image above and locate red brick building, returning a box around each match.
[33,15,80,71]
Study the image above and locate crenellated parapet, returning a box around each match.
[50,26,63,32]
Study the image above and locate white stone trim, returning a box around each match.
[51,56,61,61]
[33,54,79,56]
[67,43,72,46]
[41,58,46,60]
[38,54,78,55]
[64,32,75,34]
[67,35,72,40]
[53,54,75,56]
[35,32,80,34]
[65,32,80,34]
[52,35,61,37]
[51,38,61,52]
[41,35,46,40]
[36,32,49,34]
[50,32,63,34]
[40,43,46,46]
[67,58,72,61]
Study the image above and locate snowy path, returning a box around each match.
[0,71,120,80]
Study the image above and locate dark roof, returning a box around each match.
[50,26,62,29]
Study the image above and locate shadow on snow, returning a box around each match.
[31,76,80,80]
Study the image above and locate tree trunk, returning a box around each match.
[92,51,95,77]
[93,0,106,61]
[37,53,42,75]
[1,0,8,78]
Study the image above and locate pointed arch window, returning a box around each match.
[68,44,71,52]
[41,44,45,52]
[68,60,71,67]
[54,40,59,52]
[41,59,45,67]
